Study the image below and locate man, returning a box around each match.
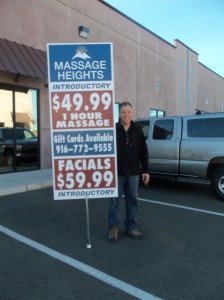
[108,102,150,242]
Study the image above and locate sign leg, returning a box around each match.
[85,197,92,249]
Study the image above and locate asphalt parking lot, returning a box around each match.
[1,178,224,300]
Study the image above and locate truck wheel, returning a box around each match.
[211,167,224,200]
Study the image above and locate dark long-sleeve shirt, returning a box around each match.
[116,120,150,176]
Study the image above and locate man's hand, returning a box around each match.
[142,173,150,185]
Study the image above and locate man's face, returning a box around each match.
[119,104,133,127]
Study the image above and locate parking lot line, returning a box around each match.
[138,198,224,217]
[0,224,162,300]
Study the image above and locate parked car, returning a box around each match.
[0,127,38,167]
[135,112,224,200]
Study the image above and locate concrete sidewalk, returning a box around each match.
[0,169,53,197]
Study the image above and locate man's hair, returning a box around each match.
[119,101,132,111]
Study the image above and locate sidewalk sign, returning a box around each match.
[47,43,118,200]
[47,43,118,247]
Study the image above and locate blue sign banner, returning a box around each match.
[48,43,112,82]
[53,129,115,156]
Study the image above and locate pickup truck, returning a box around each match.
[0,127,38,167]
[135,112,224,200]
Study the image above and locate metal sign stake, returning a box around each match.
[85,197,92,249]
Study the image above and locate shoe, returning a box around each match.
[108,226,119,242]
[124,228,144,239]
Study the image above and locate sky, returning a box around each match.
[103,0,224,78]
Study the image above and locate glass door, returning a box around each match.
[0,89,14,171]
[0,84,39,173]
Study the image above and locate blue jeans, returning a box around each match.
[108,175,139,230]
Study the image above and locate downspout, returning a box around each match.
[185,48,189,115]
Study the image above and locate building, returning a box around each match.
[0,0,223,173]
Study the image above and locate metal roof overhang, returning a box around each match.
[0,38,47,80]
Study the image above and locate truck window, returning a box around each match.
[187,117,224,137]
[153,119,174,140]
[135,120,150,139]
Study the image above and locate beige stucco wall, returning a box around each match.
[197,63,224,112]
[0,0,224,169]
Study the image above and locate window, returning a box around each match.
[16,122,24,128]
[155,81,161,90]
[179,62,183,70]
[153,119,174,140]
[150,109,165,117]
[187,118,224,138]
[135,120,150,140]
[114,103,119,123]
[0,84,39,172]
